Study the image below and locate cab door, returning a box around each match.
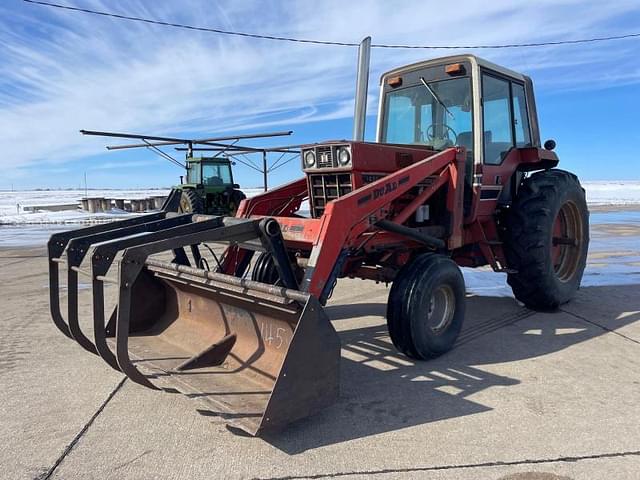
[477,70,532,216]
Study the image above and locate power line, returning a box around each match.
[23,0,640,50]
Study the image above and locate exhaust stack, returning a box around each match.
[353,36,371,141]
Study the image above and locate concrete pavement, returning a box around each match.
[1,238,638,479]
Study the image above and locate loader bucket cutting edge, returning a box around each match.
[49,214,341,435]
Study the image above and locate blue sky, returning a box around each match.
[1,0,639,190]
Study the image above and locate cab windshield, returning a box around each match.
[202,163,232,186]
[382,77,472,153]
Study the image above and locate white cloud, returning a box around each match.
[1,0,639,176]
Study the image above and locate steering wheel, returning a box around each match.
[425,124,458,144]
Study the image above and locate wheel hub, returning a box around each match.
[427,284,455,334]
[551,201,584,282]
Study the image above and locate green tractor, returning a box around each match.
[176,156,246,215]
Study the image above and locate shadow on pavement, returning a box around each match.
[258,284,639,454]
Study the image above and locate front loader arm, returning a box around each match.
[301,147,465,301]
[236,178,308,217]
[221,178,308,274]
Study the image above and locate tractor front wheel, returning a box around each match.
[387,253,466,360]
[251,252,304,286]
[178,189,203,214]
[251,252,281,285]
[504,169,589,310]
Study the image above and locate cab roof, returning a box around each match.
[379,54,526,84]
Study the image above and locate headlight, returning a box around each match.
[303,150,316,168]
[337,147,351,166]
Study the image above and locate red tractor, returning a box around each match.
[48,55,589,435]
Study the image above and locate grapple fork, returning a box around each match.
[48,211,340,435]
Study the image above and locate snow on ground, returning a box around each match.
[583,181,640,206]
[0,209,137,225]
[0,224,73,248]
[463,255,640,299]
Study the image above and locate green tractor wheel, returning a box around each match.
[178,189,204,214]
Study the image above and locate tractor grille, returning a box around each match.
[316,146,334,168]
[309,173,353,217]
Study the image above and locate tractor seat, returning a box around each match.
[206,177,224,186]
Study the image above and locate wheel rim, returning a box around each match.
[551,200,584,282]
[179,194,192,213]
[427,284,455,334]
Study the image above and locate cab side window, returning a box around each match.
[512,83,532,147]
[481,74,513,165]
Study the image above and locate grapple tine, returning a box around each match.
[47,211,169,339]
[48,251,72,339]
[67,266,98,354]
[62,214,196,356]
[91,276,121,371]
[115,277,159,389]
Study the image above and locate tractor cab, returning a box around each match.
[378,55,546,213]
[177,157,245,214]
[378,54,541,167]
[184,157,235,188]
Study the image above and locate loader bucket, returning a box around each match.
[49,212,340,435]
[115,261,340,435]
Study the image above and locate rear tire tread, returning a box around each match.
[505,169,589,310]
[179,189,204,214]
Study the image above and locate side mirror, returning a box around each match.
[179,175,184,185]
[544,139,556,151]
[233,183,240,189]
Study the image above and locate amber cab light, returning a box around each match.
[387,76,403,87]
[445,63,465,75]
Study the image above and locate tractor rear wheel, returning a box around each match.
[387,253,466,360]
[178,189,203,214]
[504,169,589,310]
